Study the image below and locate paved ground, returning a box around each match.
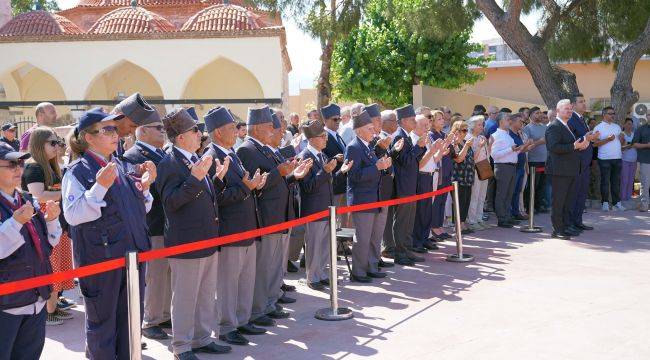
[43,209,650,360]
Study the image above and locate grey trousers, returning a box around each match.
[335,193,352,228]
[494,163,517,222]
[217,244,256,335]
[382,205,396,252]
[143,235,171,328]
[287,225,305,262]
[304,220,330,283]
[369,207,389,273]
[352,211,383,277]
[640,162,650,206]
[169,251,219,354]
[251,233,287,320]
[392,202,417,257]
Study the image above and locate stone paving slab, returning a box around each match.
[42,210,650,359]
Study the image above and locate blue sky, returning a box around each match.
[55,0,541,95]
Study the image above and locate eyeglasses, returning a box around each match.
[89,125,118,136]
[606,112,615,116]
[47,139,64,147]
[188,126,200,134]
[0,160,25,171]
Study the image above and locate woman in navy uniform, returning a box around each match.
[0,143,62,360]
[62,107,156,360]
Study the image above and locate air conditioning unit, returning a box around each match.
[633,103,649,119]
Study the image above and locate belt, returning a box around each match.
[496,163,517,166]
[419,170,438,176]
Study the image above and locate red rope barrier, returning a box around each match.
[0,185,454,296]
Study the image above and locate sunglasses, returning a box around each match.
[47,139,64,147]
[0,159,25,170]
[188,126,200,134]
[89,125,118,136]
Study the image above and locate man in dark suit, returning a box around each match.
[123,119,171,340]
[202,106,268,346]
[391,105,426,265]
[545,100,590,240]
[111,92,160,160]
[156,108,232,360]
[321,103,350,227]
[0,123,20,151]
[567,93,598,233]
[297,120,350,289]
[236,106,311,327]
[346,111,393,282]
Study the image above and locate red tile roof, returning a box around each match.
[88,6,177,34]
[0,10,83,36]
[181,4,264,31]
[77,0,241,7]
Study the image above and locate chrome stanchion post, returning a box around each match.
[315,206,353,321]
[447,181,474,262]
[521,166,543,233]
[125,251,142,360]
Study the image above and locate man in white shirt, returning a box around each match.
[593,106,625,211]
[490,112,528,227]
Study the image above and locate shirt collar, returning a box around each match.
[307,144,321,158]
[247,136,264,147]
[214,143,232,155]
[88,149,111,162]
[0,190,14,202]
[410,131,420,143]
[266,145,278,152]
[325,127,338,137]
[137,141,160,154]
[174,146,197,162]
[358,136,370,148]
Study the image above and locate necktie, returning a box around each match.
[336,133,345,149]
[229,150,245,174]
[191,155,212,193]
[0,193,44,262]
[156,148,166,158]
[317,153,324,166]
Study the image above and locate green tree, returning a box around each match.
[331,0,486,108]
[11,0,59,15]
[476,0,650,120]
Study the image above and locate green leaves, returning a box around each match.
[11,0,59,15]
[331,0,486,108]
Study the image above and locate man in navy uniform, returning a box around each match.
[391,105,427,265]
[321,103,349,227]
[156,108,232,359]
[567,93,598,233]
[346,111,393,282]
[112,92,160,158]
[123,116,171,340]
[203,106,268,346]
[298,120,351,289]
[0,123,20,151]
[237,106,311,327]
[0,144,62,360]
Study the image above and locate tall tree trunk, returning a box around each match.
[317,39,334,110]
[610,18,650,124]
[476,0,580,109]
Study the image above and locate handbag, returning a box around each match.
[475,158,494,180]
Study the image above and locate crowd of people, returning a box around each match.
[0,92,648,360]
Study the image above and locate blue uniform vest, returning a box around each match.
[0,192,52,310]
[67,153,150,267]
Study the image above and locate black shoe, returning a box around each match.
[513,214,528,221]
[497,222,513,228]
[366,271,387,278]
[410,246,427,254]
[281,283,296,292]
[57,297,76,310]
[463,228,474,234]
[175,351,199,360]
[141,342,147,350]
[251,315,275,327]
[287,261,299,273]
[381,250,395,259]
[142,325,168,340]
[350,274,372,283]
[267,309,290,319]
[428,235,442,243]
[438,232,452,239]
[395,257,415,266]
[192,342,232,354]
[408,253,425,262]
[506,219,521,225]
[319,278,330,286]
[238,323,267,335]
[219,331,249,346]
[423,241,439,251]
[308,281,325,290]
[277,295,296,304]
[565,228,580,237]
[299,255,305,268]
[567,225,583,234]
[158,319,172,328]
[576,223,594,230]
[378,259,394,268]
[551,231,571,240]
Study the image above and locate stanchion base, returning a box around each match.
[446,254,475,263]
[315,307,354,321]
[520,226,543,233]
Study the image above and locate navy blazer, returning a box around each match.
[236,138,295,231]
[204,144,259,247]
[156,147,223,259]
[297,147,334,216]
[122,141,165,237]
[545,119,580,177]
[392,127,425,197]
[323,130,348,195]
[567,112,593,172]
[345,136,381,213]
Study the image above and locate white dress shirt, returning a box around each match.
[490,128,518,164]
[1,191,62,315]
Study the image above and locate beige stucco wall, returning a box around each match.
[465,60,650,106]
[0,35,287,120]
